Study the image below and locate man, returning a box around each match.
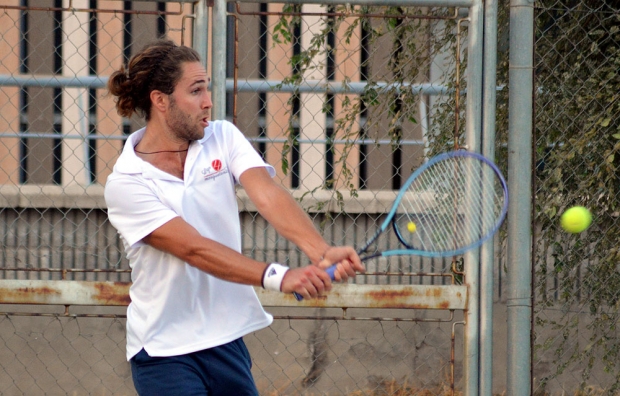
[105,39,364,395]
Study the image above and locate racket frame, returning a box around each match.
[353,150,507,260]
[294,150,508,300]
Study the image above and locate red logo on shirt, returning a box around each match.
[202,159,228,181]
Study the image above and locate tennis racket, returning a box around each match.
[294,150,508,301]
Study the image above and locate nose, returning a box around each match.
[203,93,213,109]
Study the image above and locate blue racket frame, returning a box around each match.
[384,150,508,258]
[295,150,509,300]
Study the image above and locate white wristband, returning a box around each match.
[262,263,289,292]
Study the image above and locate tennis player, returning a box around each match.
[104,39,364,395]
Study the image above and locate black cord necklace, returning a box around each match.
[134,145,189,155]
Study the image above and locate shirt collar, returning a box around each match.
[113,125,214,178]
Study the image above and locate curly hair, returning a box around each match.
[107,40,201,120]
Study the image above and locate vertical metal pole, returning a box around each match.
[193,0,209,68]
[480,0,498,394]
[463,0,483,394]
[212,0,227,120]
[507,0,534,394]
[61,0,90,187]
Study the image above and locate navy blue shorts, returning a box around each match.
[130,338,258,396]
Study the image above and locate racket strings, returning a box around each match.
[396,156,504,252]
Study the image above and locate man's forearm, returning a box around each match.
[258,188,330,264]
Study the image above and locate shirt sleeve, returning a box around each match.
[221,121,275,182]
[105,175,179,248]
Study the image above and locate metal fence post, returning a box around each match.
[193,0,209,68]
[507,0,534,394]
[463,0,483,394]
[480,0,498,394]
[212,0,227,120]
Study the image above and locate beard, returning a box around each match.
[166,96,205,141]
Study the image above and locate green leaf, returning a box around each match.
[601,118,611,127]
[612,134,620,140]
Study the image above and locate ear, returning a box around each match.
[150,90,169,114]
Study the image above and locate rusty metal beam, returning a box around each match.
[0,280,131,306]
[256,284,467,310]
[0,280,467,310]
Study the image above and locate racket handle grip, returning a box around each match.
[293,265,337,301]
[325,265,337,279]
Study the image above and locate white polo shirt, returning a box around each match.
[105,120,275,360]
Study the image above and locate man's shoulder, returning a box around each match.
[104,170,145,198]
[199,120,243,145]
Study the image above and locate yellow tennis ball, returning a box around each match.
[560,206,592,233]
[407,221,417,233]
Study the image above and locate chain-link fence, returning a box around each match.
[0,0,477,395]
[11,0,620,395]
[530,1,620,394]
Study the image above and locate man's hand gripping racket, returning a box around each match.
[294,150,508,301]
